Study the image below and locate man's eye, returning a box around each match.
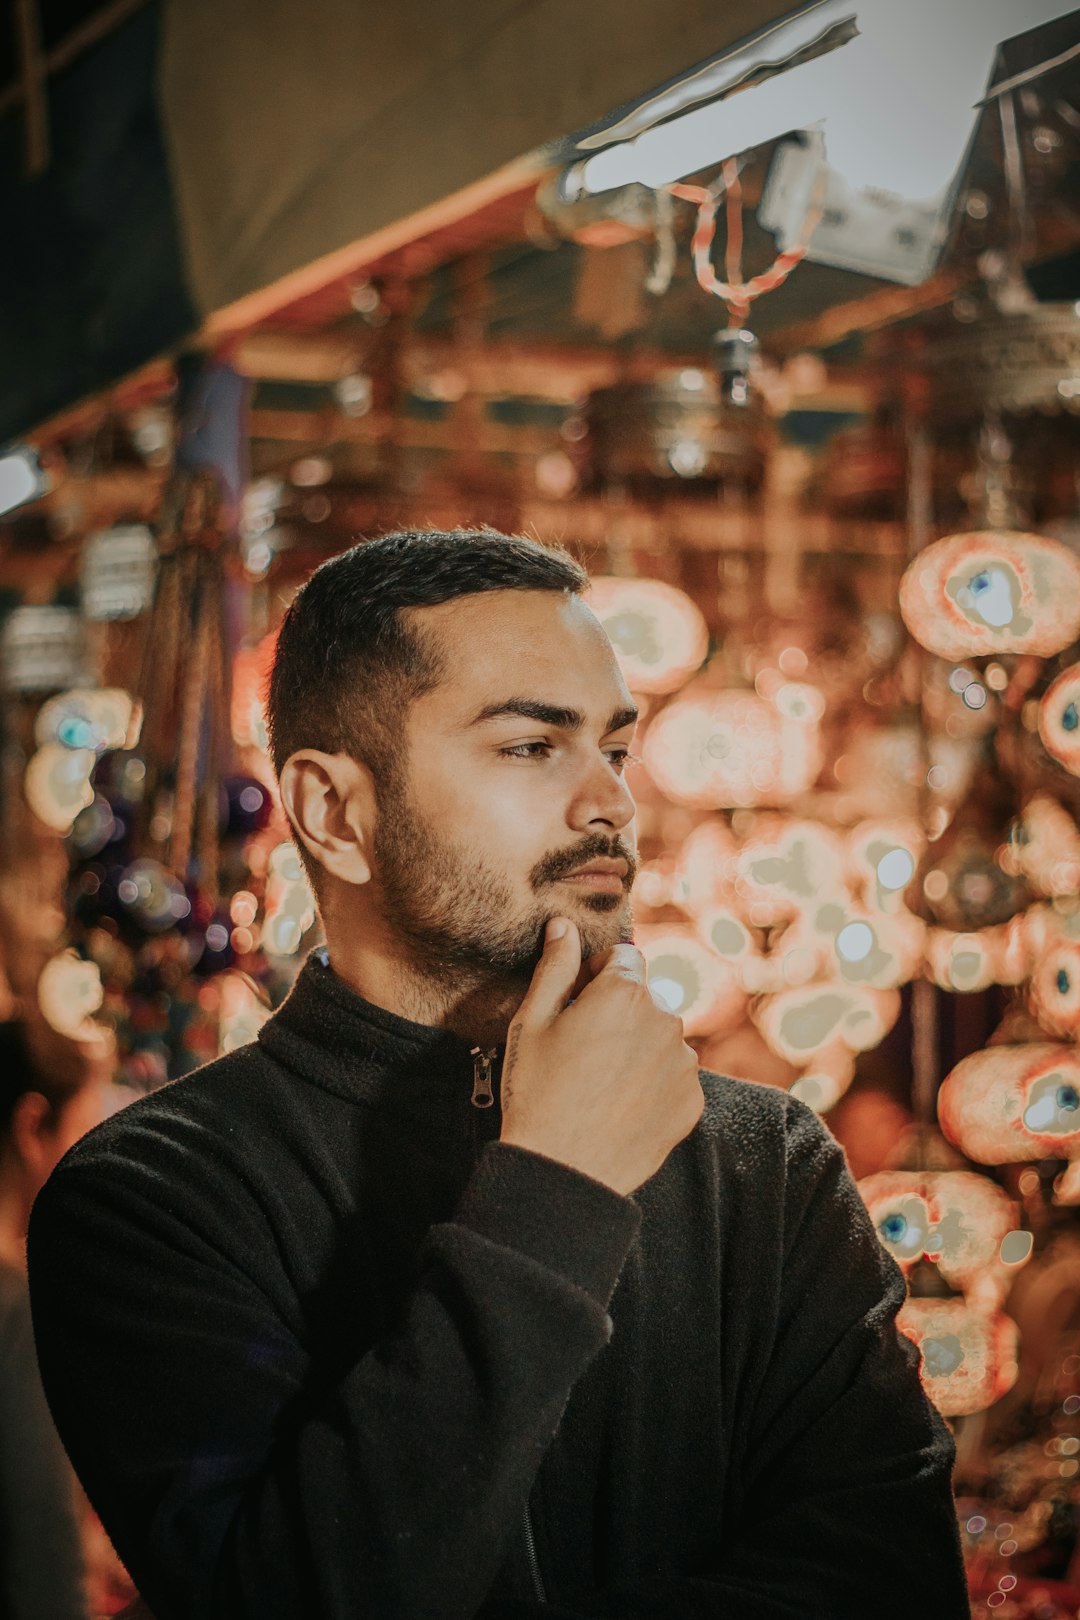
[497,744,639,768]
[499,742,553,759]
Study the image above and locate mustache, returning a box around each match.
[530,834,638,889]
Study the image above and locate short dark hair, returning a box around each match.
[267,528,588,790]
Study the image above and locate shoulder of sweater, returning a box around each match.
[697,1066,833,1148]
[694,1067,849,1200]
[41,1042,287,1182]
[691,1072,871,1269]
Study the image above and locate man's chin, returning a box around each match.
[571,905,635,960]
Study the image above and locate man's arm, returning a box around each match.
[28,1135,639,1620]
[597,1098,968,1620]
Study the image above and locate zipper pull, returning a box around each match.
[469,1046,496,1109]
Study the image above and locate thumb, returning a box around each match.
[515,917,582,1028]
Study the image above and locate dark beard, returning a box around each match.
[370,770,636,992]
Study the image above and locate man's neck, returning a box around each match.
[326,941,524,1052]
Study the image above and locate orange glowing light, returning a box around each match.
[586,577,708,694]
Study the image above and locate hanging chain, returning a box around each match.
[668,154,824,326]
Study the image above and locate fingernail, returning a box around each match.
[547,918,568,941]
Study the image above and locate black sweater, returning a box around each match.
[28,951,967,1619]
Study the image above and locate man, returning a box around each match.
[29,528,968,1618]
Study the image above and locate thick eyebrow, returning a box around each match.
[467,698,639,734]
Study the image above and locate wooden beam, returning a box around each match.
[0,0,149,120]
[234,331,368,385]
[239,332,873,407]
[247,408,563,459]
[13,0,48,175]
[28,356,175,451]
[199,157,547,346]
[764,269,969,355]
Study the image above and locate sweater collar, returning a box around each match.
[257,949,500,1120]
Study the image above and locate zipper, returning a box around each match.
[469,1046,496,1109]
[467,1047,546,1604]
[522,1502,547,1604]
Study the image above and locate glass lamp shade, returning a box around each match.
[899,530,1080,662]
[643,687,822,808]
[37,948,104,1040]
[897,1298,1019,1417]
[752,981,901,1066]
[858,1169,1027,1310]
[938,1042,1080,1166]
[24,744,95,833]
[586,576,709,695]
[636,925,746,1038]
[1039,663,1080,778]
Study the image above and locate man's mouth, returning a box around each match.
[556,859,629,893]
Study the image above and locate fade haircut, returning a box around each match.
[267,528,588,800]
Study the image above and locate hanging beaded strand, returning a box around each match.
[668,154,824,326]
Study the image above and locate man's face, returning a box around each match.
[369,589,639,987]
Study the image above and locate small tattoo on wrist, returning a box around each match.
[503,1024,522,1105]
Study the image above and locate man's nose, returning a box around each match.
[568,754,636,832]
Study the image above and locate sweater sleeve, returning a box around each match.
[27,1138,640,1620]
[600,1099,970,1620]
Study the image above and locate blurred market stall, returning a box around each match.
[4,2,1080,1613]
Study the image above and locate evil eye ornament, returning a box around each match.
[732,817,847,927]
[938,1043,1080,1165]
[24,744,96,833]
[1039,663,1080,777]
[897,1298,1019,1417]
[863,1184,932,1265]
[643,689,822,808]
[1029,942,1080,1037]
[753,983,901,1066]
[37,948,104,1040]
[1009,794,1080,895]
[859,1170,1027,1308]
[788,1045,856,1114]
[899,530,1080,662]
[586,577,709,695]
[636,927,746,1038]
[845,819,924,914]
[670,819,738,913]
[34,688,138,755]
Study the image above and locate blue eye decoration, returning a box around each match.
[1056,1085,1080,1112]
[57,716,95,749]
[969,571,990,594]
[1058,968,1072,996]
[1063,703,1079,734]
[880,1213,907,1244]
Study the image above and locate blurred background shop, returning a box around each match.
[3,1,1080,1613]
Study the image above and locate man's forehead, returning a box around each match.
[411,589,632,718]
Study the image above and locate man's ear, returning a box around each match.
[278,750,377,886]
